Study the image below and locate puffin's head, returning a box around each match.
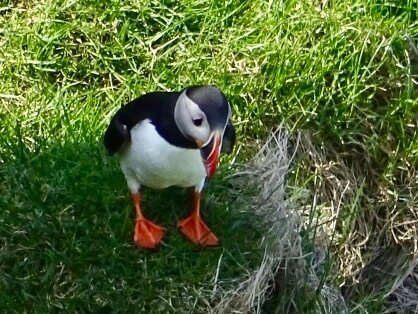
[174,85,231,178]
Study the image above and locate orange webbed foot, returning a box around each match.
[177,214,219,246]
[134,219,166,249]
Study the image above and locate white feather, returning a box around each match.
[119,119,206,192]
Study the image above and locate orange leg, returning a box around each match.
[177,191,219,246]
[132,193,165,249]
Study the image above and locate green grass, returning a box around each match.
[1,0,417,312]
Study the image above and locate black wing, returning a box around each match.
[103,112,131,155]
[103,92,165,155]
[221,119,236,154]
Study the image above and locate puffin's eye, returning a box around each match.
[193,117,203,127]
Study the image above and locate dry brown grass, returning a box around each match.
[208,128,347,313]
[210,126,417,313]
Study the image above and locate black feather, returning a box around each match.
[103,91,197,155]
[103,116,130,155]
[103,92,164,155]
[221,119,236,154]
[103,86,236,156]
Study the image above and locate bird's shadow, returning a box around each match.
[1,140,265,311]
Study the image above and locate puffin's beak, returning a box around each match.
[198,131,222,178]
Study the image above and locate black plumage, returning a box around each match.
[104,86,236,156]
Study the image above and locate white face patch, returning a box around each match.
[174,91,211,144]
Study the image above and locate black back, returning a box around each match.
[221,119,236,154]
[103,86,236,156]
[103,91,198,155]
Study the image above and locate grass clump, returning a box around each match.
[1,0,418,312]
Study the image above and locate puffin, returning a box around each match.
[104,85,235,249]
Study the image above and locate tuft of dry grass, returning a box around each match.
[212,127,298,313]
[208,125,417,313]
[210,128,347,313]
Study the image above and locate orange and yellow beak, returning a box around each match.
[197,131,222,178]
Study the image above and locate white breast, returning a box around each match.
[119,120,206,191]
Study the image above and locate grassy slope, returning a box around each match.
[1,0,417,312]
